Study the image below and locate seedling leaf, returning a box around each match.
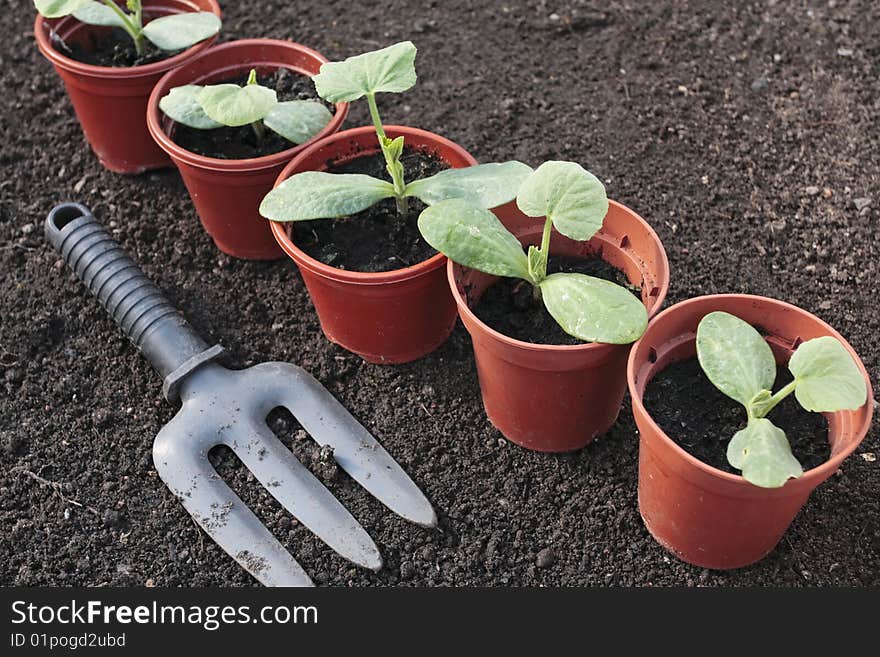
[788,336,867,412]
[727,418,803,488]
[259,172,396,222]
[418,199,530,279]
[539,273,647,344]
[263,101,333,144]
[696,311,775,407]
[141,12,220,51]
[516,161,608,241]
[72,1,127,26]
[313,41,417,103]
[34,0,91,18]
[405,162,533,209]
[158,85,222,129]
[197,80,277,127]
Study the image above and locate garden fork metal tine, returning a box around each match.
[242,362,438,528]
[167,362,384,572]
[153,412,315,587]
[231,415,383,571]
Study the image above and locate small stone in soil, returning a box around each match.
[536,547,556,568]
[0,431,23,455]
[102,509,123,528]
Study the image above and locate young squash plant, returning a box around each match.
[159,69,333,147]
[418,161,648,345]
[696,311,867,488]
[259,41,532,223]
[34,0,220,56]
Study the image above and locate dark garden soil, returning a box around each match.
[643,358,830,473]
[172,69,335,159]
[2,1,878,587]
[63,27,170,68]
[295,148,446,271]
[474,255,638,345]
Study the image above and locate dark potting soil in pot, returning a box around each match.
[56,26,171,67]
[473,255,641,345]
[170,69,334,159]
[643,358,830,474]
[295,148,447,272]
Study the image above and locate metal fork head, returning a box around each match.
[151,362,436,587]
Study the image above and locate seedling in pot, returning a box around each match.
[418,161,648,344]
[159,69,334,147]
[35,1,220,56]
[696,311,868,488]
[259,41,531,223]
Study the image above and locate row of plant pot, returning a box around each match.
[34,2,873,573]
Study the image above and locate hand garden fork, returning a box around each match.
[45,202,437,586]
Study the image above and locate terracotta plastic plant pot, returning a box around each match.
[147,39,349,260]
[35,0,221,174]
[270,126,477,364]
[449,202,670,452]
[628,294,874,569]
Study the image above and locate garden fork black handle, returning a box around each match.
[45,202,223,402]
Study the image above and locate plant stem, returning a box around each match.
[752,379,799,418]
[528,217,555,301]
[366,92,386,139]
[133,0,143,29]
[367,92,408,215]
[100,0,144,54]
[251,120,266,143]
[539,217,553,278]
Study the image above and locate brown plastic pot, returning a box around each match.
[628,294,874,569]
[449,202,670,452]
[35,0,221,174]
[147,39,349,260]
[270,126,478,364]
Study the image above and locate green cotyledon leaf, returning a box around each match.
[515,161,608,241]
[538,273,647,344]
[259,172,396,222]
[788,336,867,412]
[158,85,223,129]
[263,101,333,144]
[405,162,533,209]
[312,41,417,103]
[141,12,220,51]
[727,418,803,488]
[196,77,277,126]
[417,199,530,280]
[34,0,91,18]
[71,1,128,27]
[696,311,776,408]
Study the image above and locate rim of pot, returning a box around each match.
[626,293,875,489]
[34,1,222,79]
[270,124,480,285]
[446,199,671,354]
[146,38,350,172]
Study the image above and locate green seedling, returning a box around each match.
[35,0,220,56]
[696,311,867,488]
[159,69,333,146]
[259,41,531,222]
[418,161,648,345]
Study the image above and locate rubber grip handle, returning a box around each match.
[44,202,222,402]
